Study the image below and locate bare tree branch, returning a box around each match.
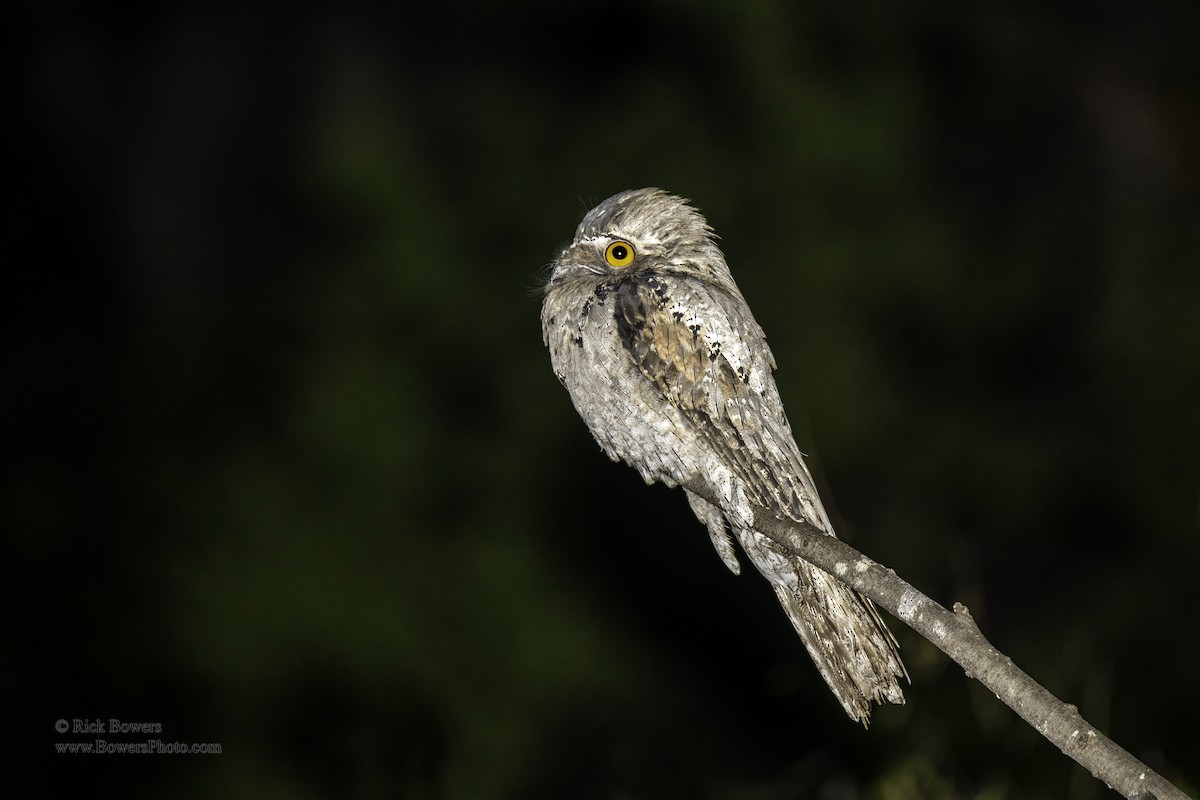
[742,509,1190,800]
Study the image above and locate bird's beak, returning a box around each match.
[546,261,571,285]
[547,251,603,286]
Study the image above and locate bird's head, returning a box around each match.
[545,188,738,293]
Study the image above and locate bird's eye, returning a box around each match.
[604,240,636,268]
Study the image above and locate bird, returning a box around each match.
[540,188,907,724]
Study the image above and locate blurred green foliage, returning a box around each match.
[11,1,1199,798]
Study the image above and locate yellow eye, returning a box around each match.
[604,240,636,268]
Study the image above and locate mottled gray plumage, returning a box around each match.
[541,188,906,724]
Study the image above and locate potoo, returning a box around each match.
[541,188,906,724]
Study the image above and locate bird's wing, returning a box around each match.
[614,272,907,723]
[612,271,828,531]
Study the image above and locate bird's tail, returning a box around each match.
[685,489,907,724]
[739,528,907,725]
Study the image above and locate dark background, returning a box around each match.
[11,2,1199,798]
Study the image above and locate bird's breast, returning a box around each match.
[542,279,698,488]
